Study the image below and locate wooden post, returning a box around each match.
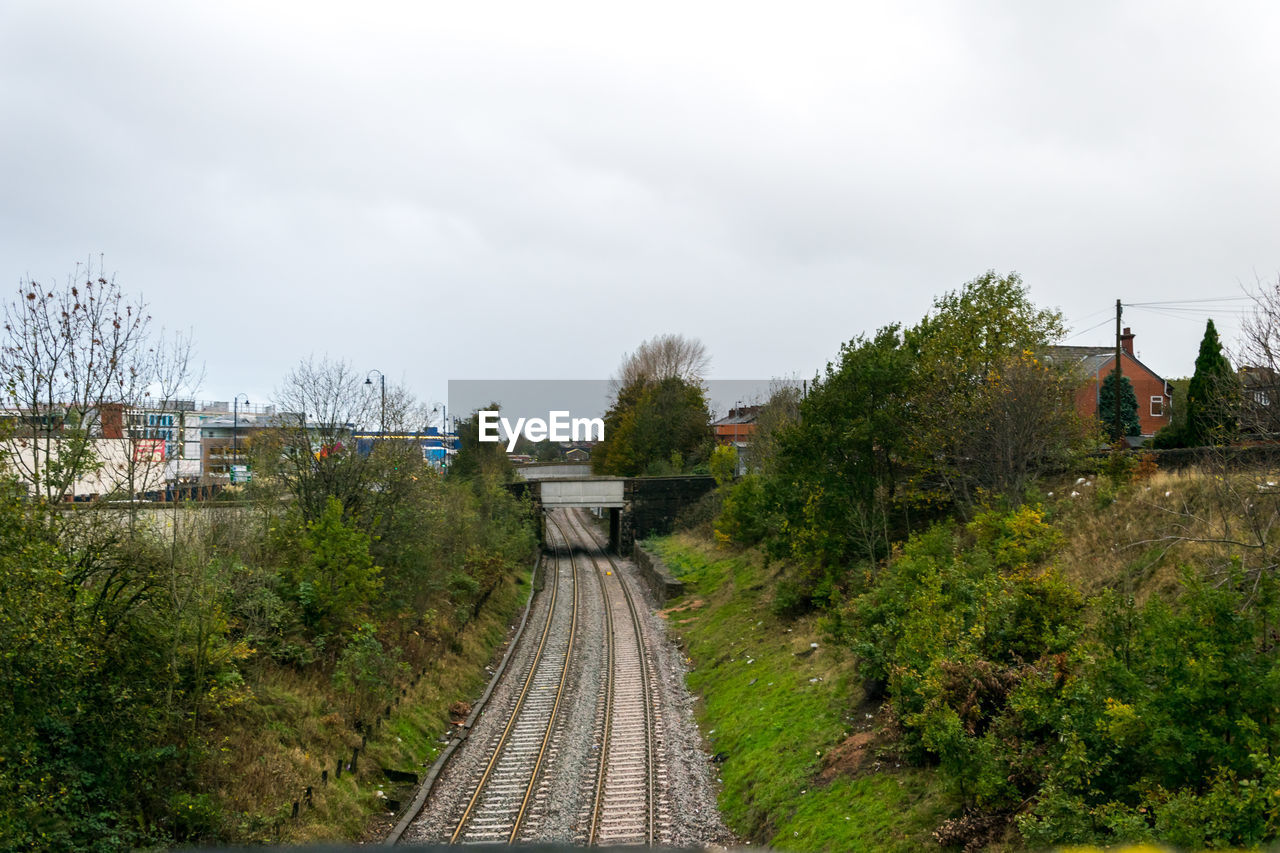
[1114,298,1123,441]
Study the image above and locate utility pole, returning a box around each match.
[1113,298,1123,442]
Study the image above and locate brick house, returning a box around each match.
[712,405,760,447]
[1045,327,1173,441]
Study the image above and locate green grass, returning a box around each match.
[298,562,535,842]
[649,533,953,852]
[210,561,536,844]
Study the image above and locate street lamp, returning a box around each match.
[232,393,250,482]
[365,369,386,435]
[432,404,450,469]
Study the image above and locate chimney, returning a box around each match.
[1120,327,1135,356]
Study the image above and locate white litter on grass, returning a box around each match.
[1076,477,1086,484]
[1071,491,1080,498]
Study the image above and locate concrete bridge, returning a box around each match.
[513,462,595,481]
[510,467,714,555]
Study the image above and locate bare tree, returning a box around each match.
[742,378,802,476]
[930,352,1093,509]
[1238,275,1280,436]
[611,333,710,397]
[265,356,425,522]
[0,258,197,504]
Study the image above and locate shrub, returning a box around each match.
[333,624,409,726]
[283,496,382,638]
[716,474,769,547]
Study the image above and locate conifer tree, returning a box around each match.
[1185,319,1239,446]
[1098,371,1141,437]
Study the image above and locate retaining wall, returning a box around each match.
[632,543,684,605]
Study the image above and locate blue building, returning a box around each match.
[352,428,458,469]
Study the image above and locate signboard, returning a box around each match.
[133,439,166,461]
[230,464,251,484]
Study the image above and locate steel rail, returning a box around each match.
[447,519,578,843]
[558,508,658,846]
[385,547,543,846]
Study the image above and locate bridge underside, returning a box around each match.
[517,474,715,555]
[535,478,625,509]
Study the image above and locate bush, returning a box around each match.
[283,496,382,638]
[716,474,769,547]
[333,624,409,726]
[850,506,1280,847]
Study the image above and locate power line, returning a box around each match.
[1125,296,1252,307]
[1062,316,1116,341]
[1127,305,1249,322]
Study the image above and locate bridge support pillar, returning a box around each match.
[607,505,634,556]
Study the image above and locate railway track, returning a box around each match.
[448,516,579,844]
[557,509,665,846]
[393,507,667,846]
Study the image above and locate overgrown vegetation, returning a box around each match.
[0,457,534,849]
[695,271,1280,849]
[0,265,537,849]
[648,533,953,851]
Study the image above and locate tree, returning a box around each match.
[1097,371,1141,437]
[956,350,1092,501]
[595,335,715,477]
[0,258,196,504]
[1239,275,1280,436]
[593,375,712,476]
[908,270,1083,510]
[771,325,916,566]
[611,333,710,394]
[709,443,738,487]
[532,439,561,462]
[741,380,801,477]
[1183,319,1238,446]
[448,404,514,483]
[284,495,382,638]
[263,356,418,523]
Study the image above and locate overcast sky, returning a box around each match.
[4,1,1279,409]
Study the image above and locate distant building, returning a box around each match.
[712,406,760,447]
[1045,327,1173,441]
[352,427,458,469]
[199,406,294,484]
[3,438,168,500]
[1238,366,1279,436]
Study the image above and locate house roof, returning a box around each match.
[1043,345,1170,387]
[712,406,761,427]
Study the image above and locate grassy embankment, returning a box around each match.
[203,561,534,844]
[647,533,953,852]
[653,462,1280,852]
